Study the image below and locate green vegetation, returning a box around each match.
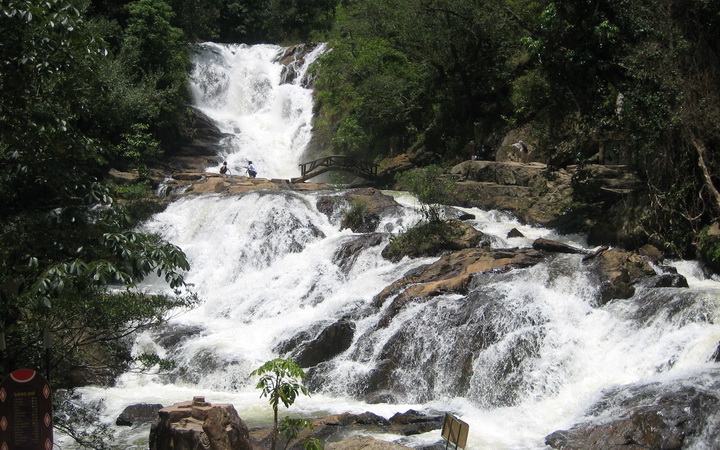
[2,0,720,445]
[395,165,457,223]
[384,165,466,260]
[697,226,720,274]
[251,358,318,450]
[313,0,720,261]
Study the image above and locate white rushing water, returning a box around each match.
[189,42,326,179]
[62,44,720,449]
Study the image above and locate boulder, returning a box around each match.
[249,410,442,449]
[381,220,487,262]
[294,320,356,367]
[326,435,411,449]
[583,248,656,304]
[507,228,524,238]
[149,396,252,450]
[116,403,163,427]
[545,380,720,450]
[532,238,587,254]
[374,247,545,327]
[333,234,385,271]
[317,188,404,232]
[388,410,444,436]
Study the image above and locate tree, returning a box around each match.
[314,0,520,161]
[0,0,198,387]
[121,0,190,127]
[250,358,312,450]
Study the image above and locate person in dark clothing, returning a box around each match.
[220,161,230,175]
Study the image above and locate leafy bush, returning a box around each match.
[382,220,467,262]
[395,165,457,222]
[697,225,720,273]
[341,199,379,233]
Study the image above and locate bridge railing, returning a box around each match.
[299,155,379,180]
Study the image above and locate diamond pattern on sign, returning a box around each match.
[43,384,50,399]
[45,438,52,450]
[0,416,6,431]
[0,388,5,403]
[44,413,51,427]
[2,441,8,450]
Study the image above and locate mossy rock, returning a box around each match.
[381,219,485,262]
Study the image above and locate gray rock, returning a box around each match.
[116,403,164,426]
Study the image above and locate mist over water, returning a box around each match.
[64,44,720,449]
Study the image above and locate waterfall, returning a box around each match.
[61,44,720,449]
[188,42,326,179]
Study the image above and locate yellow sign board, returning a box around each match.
[441,413,469,449]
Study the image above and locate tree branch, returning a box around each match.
[688,130,720,218]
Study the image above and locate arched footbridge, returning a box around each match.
[292,155,379,183]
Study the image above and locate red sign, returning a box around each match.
[0,369,53,450]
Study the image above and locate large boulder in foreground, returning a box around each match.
[149,397,252,450]
[545,373,720,449]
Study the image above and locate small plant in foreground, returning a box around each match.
[251,358,318,450]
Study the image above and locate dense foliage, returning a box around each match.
[314,0,720,257]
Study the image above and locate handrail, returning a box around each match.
[296,155,378,182]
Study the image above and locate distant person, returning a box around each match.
[245,161,257,178]
[467,140,477,160]
[512,141,528,162]
[220,161,230,175]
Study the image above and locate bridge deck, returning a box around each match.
[293,155,379,182]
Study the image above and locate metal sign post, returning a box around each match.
[441,412,469,450]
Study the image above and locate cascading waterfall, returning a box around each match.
[189,42,326,179]
[64,44,720,449]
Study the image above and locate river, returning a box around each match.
[59,43,720,449]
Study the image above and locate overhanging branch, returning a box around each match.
[688,130,720,218]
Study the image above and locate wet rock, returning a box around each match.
[374,247,545,326]
[326,435,411,449]
[116,403,163,426]
[278,43,322,86]
[317,188,404,231]
[532,238,587,254]
[150,397,252,450]
[583,248,656,304]
[153,324,206,351]
[650,273,689,288]
[333,234,385,271]
[388,410,444,436]
[294,320,356,367]
[249,411,441,449]
[545,379,720,450]
[711,343,720,362]
[638,244,664,262]
[507,228,524,238]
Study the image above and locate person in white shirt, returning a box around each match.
[245,161,257,178]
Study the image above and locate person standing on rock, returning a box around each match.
[244,161,257,178]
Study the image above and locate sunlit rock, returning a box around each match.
[149,397,251,450]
